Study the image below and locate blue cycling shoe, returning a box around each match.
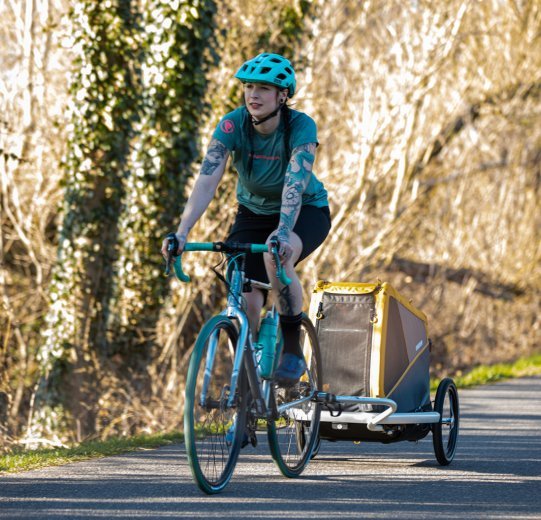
[274,353,307,386]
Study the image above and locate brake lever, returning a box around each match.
[164,232,179,277]
[164,253,173,276]
[269,236,292,286]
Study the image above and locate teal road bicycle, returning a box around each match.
[165,238,322,494]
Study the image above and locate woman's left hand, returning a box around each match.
[277,234,294,264]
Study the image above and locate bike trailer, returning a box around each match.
[308,281,433,443]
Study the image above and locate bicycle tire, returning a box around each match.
[184,315,248,494]
[267,313,322,477]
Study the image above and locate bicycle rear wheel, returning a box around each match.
[267,313,322,477]
[184,315,247,494]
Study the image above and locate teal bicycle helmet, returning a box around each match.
[235,53,296,98]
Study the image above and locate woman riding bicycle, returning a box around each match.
[161,52,331,385]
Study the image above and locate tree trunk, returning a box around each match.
[28,0,143,443]
[109,0,217,368]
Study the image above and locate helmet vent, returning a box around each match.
[259,66,271,74]
[276,73,287,80]
[270,57,282,63]
[285,67,293,74]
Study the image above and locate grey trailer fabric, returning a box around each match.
[315,292,374,412]
[384,297,431,412]
[383,297,410,394]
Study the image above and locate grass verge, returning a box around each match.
[0,431,183,474]
[431,352,541,392]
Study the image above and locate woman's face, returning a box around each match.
[244,83,287,121]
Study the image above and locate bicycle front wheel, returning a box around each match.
[267,313,322,477]
[184,315,247,494]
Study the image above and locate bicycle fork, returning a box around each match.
[224,307,268,416]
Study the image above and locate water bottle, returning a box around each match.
[257,312,278,379]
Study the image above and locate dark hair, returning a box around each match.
[245,103,291,178]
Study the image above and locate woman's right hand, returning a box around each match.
[161,232,186,259]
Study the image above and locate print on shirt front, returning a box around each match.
[212,107,328,215]
[250,153,280,161]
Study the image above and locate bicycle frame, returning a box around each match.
[181,245,317,422]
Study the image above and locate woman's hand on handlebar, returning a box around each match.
[277,238,294,263]
[161,232,186,259]
[275,229,294,264]
[162,232,188,277]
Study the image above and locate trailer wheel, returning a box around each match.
[432,378,459,465]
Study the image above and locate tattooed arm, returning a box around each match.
[276,142,317,260]
[161,139,229,256]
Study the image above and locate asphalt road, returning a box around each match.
[1,376,540,519]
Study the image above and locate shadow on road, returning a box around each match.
[1,377,540,519]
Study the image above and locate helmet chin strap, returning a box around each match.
[251,102,285,126]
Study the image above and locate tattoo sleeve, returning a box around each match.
[200,139,229,176]
[277,143,316,241]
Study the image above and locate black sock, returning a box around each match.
[279,313,303,358]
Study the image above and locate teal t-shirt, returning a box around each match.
[212,107,328,215]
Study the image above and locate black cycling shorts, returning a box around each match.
[227,204,332,284]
